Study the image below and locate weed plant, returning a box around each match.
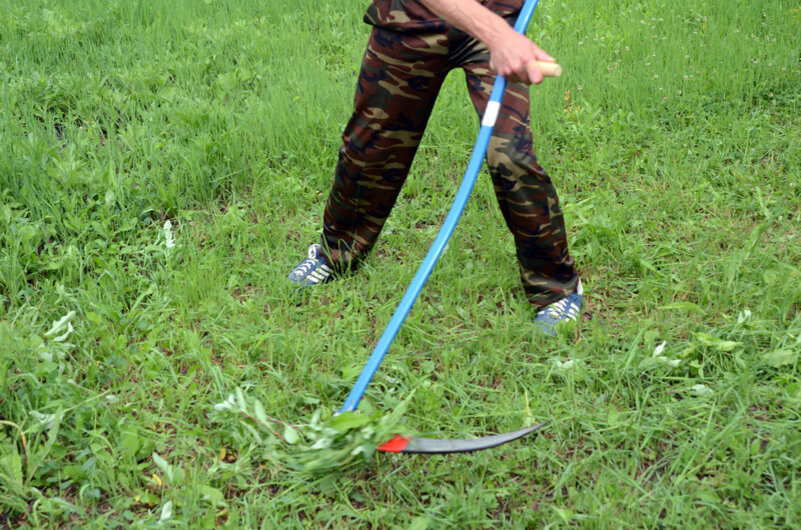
[1,0,800,526]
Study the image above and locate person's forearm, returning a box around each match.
[419,0,511,49]
[420,0,555,85]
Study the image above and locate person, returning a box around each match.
[288,0,582,335]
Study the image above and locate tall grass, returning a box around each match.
[1,0,800,526]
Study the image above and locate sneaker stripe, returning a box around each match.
[288,244,336,287]
[534,286,583,335]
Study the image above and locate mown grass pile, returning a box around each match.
[1,0,800,526]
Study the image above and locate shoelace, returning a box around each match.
[544,294,579,319]
[292,258,318,277]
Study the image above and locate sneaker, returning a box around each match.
[534,280,583,336]
[288,244,335,286]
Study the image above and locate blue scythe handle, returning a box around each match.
[340,0,542,413]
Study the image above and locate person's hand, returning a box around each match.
[487,28,555,85]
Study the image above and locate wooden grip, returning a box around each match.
[489,59,563,80]
[532,60,562,78]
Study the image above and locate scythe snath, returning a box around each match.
[339,0,560,454]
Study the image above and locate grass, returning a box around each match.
[1,0,800,526]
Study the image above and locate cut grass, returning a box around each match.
[1,0,800,526]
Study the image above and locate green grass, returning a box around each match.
[1,0,800,526]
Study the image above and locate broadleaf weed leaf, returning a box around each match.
[45,311,76,338]
[159,501,173,523]
[690,384,714,397]
[152,453,174,483]
[764,349,797,368]
[283,425,300,445]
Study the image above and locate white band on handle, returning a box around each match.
[481,101,501,127]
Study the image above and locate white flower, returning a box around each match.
[653,341,667,357]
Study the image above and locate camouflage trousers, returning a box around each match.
[321,25,579,307]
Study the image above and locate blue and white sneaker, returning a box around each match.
[288,244,335,286]
[534,280,583,336]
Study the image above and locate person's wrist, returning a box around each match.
[481,14,514,51]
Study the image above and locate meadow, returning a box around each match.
[1,0,800,526]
